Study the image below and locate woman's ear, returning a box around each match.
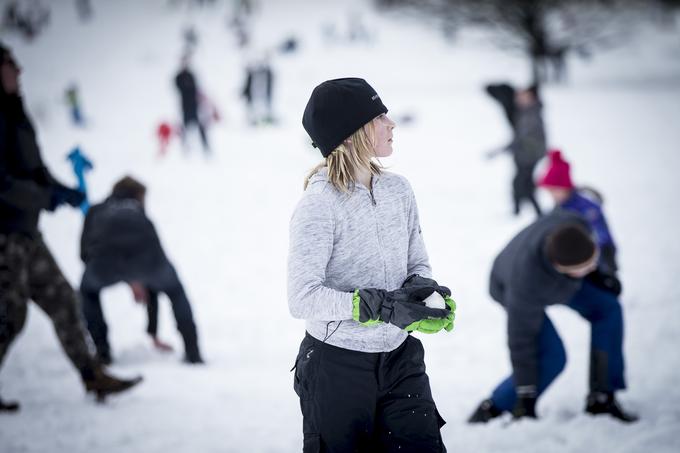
[343,138,353,145]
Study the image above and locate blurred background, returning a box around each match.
[1,0,679,451]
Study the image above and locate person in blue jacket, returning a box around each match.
[537,149,621,293]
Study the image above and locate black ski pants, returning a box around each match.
[293,333,446,453]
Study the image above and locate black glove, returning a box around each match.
[32,167,52,186]
[512,386,536,419]
[49,184,85,211]
[402,274,451,298]
[585,269,622,296]
[354,286,450,330]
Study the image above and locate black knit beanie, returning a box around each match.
[545,224,596,267]
[302,78,388,157]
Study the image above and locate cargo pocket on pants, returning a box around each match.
[292,335,319,401]
[435,408,446,428]
[435,408,447,453]
[303,433,321,453]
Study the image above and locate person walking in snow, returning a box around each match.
[485,83,546,217]
[174,58,210,152]
[288,78,456,451]
[468,210,637,424]
[537,149,621,294]
[79,176,203,365]
[0,44,141,412]
[65,83,84,126]
[241,56,275,126]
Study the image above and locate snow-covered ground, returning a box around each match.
[1,1,680,451]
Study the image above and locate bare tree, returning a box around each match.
[377,0,659,84]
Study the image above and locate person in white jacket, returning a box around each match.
[288,78,455,452]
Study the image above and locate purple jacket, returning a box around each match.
[560,191,617,273]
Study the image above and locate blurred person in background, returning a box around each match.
[468,211,637,424]
[174,57,210,153]
[79,176,203,365]
[289,78,455,452]
[0,43,141,411]
[485,83,546,217]
[537,149,621,294]
[241,53,275,126]
[64,83,84,126]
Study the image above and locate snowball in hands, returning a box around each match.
[423,291,446,310]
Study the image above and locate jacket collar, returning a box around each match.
[309,167,381,192]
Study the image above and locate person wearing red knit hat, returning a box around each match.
[537,149,620,292]
[538,149,574,191]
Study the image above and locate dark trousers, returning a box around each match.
[0,233,95,376]
[145,291,160,337]
[181,114,209,152]
[512,161,542,216]
[293,333,446,453]
[491,281,626,412]
[80,262,200,360]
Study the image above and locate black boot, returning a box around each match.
[183,351,204,364]
[81,366,143,402]
[585,392,638,423]
[0,396,20,412]
[96,349,112,366]
[182,332,204,364]
[468,399,503,423]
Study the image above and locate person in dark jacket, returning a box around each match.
[174,59,210,152]
[0,44,141,412]
[485,83,546,217]
[468,210,637,423]
[79,176,203,365]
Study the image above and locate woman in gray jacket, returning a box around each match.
[288,78,455,452]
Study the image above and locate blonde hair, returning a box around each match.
[304,119,383,193]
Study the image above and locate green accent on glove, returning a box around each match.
[352,289,382,326]
[404,296,456,334]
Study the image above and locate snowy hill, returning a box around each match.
[1,0,680,452]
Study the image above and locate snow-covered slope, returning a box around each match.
[1,1,679,451]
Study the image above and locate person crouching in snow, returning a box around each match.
[288,78,456,452]
[79,176,203,365]
[537,149,621,294]
[468,211,637,424]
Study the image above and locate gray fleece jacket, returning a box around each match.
[287,168,432,353]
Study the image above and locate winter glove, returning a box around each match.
[512,386,537,419]
[48,184,85,211]
[404,296,455,334]
[352,286,450,330]
[401,274,456,334]
[585,269,622,296]
[401,274,450,297]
